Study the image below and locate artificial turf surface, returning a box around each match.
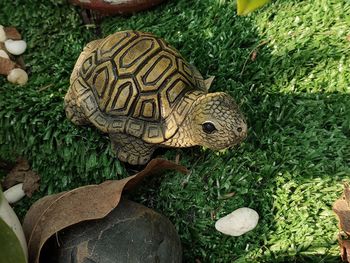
[1,0,350,262]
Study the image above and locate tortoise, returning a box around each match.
[64,31,247,165]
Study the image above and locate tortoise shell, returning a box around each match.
[70,31,206,143]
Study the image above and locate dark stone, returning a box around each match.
[69,0,166,15]
[41,199,182,263]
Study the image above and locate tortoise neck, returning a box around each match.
[162,91,206,148]
[162,116,195,148]
[162,116,195,147]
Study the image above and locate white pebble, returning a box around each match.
[7,68,28,85]
[0,25,6,42]
[3,184,26,204]
[4,39,27,55]
[0,49,9,59]
[215,207,259,236]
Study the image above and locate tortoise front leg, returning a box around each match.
[110,133,156,165]
[64,81,89,126]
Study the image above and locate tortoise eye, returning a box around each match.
[202,122,217,134]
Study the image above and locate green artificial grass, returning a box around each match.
[1,0,350,262]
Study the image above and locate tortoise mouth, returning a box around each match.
[209,139,245,151]
[222,133,247,150]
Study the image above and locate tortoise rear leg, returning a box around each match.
[64,82,89,126]
[110,133,156,165]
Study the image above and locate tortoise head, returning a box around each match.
[189,92,247,150]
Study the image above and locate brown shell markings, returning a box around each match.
[74,31,205,143]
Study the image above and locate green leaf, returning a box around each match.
[237,0,271,15]
[0,218,27,263]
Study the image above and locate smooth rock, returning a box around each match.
[7,68,28,85]
[0,50,9,59]
[41,198,182,263]
[4,184,26,204]
[4,39,27,55]
[69,0,166,15]
[215,207,259,236]
[0,25,6,42]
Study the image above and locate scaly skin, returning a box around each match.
[162,92,247,149]
[110,133,155,165]
[64,31,248,165]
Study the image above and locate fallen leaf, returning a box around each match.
[2,158,30,187]
[175,152,180,164]
[344,182,350,208]
[22,158,188,263]
[0,56,16,75]
[333,199,350,236]
[218,192,235,200]
[15,56,26,70]
[0,158,15,173]
[346,35,350,42]
[239,40,269,77]
[340,239,350,262]
[123,158,187,191]
[2,158,40,197]
[210,210,216,220]
[333,183,350,262]
[251,50,257,61]
[333,184,350,233]
[4,27,22,40]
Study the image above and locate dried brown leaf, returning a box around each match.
[333,183,350,262]
[4,27,22,40]
[0,57,16,75]
[334,184,350,233]
[2,158,40,197]
[340,239,350,262]
[333,200,350,233]
[22,158,188,263]
[210,210,216,220]
[175,152,180,165]
[14,56,26,70]
[22,175,40,198]
[251,50,257,61]
[218,192,235,200]
[344,183,350,208]
[0,158,15,173]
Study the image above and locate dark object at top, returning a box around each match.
[69,0,167,15]
[41,198,182,262]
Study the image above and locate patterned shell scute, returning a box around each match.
[77,31,202,143]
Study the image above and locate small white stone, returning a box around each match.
[215,207,259,236]
[7,68,28,85]
[3,184,26,204]
[4,39,27,55]
[0,49,9,59]
[0,25,6,42]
